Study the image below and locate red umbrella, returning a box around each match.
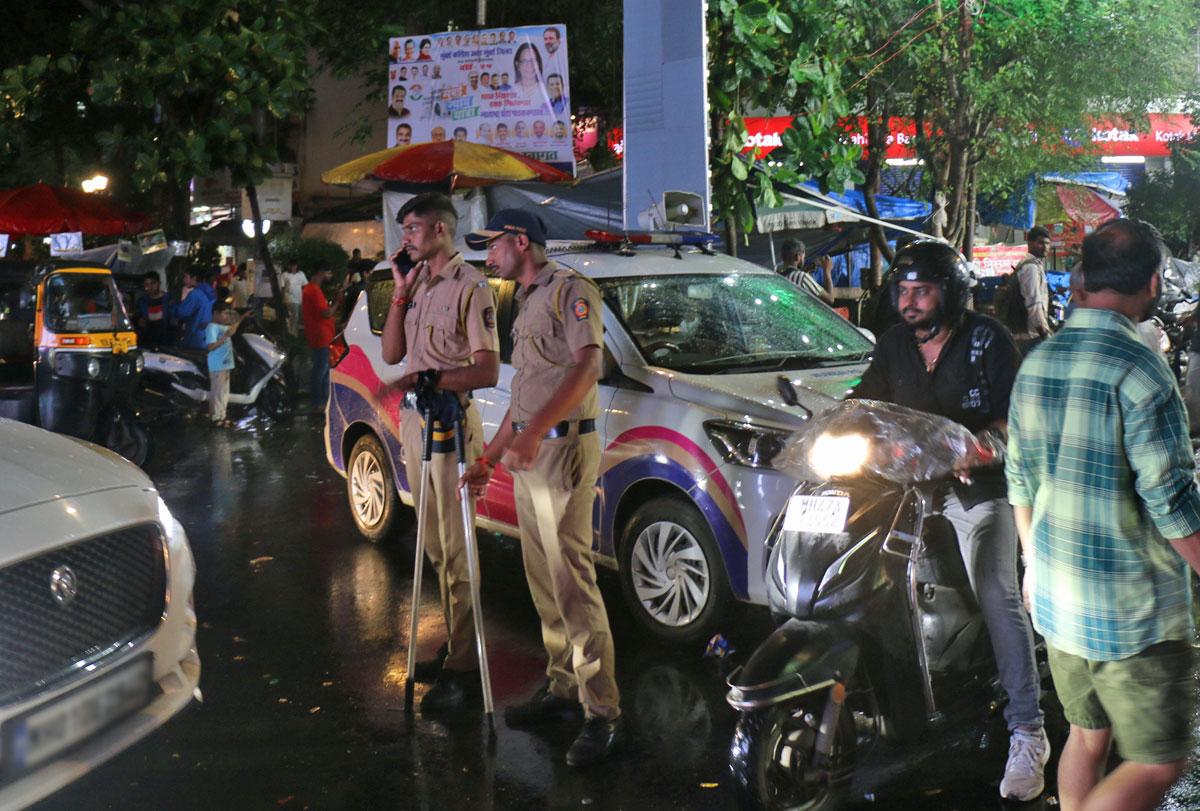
[321,140,572,188]
[0,183,152,236]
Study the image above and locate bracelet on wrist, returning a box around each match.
[479,456,495,469]
[391,293,409,307]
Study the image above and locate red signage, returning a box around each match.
[741,113,1198,160]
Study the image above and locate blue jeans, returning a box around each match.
[942,491,1044,731]
[310,347,329,408]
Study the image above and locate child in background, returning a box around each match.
[205,301,248,427]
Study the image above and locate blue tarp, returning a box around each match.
[978,171,1131,229]
[799,181,932,221]
[1039,172,1130,196]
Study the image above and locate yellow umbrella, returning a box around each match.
[321,140,572,188]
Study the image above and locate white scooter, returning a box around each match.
[140,327,292,422]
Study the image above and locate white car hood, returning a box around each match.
[0,419,152,515]
[664,363,866,427]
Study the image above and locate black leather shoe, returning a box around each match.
[420,670,480,713]
[411,643,448,684]
[504,683,582,727]
[565,715,625,767]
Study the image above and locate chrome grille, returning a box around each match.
[0,524,165,704]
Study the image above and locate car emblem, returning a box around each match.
[50,566,79,607]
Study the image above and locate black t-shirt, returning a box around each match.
[850,311,1020,503]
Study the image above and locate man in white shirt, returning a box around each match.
[281,261,307,336]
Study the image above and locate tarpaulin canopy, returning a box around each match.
[0,183,152,236]
[755,181,931,232]
[979,172,1130,229]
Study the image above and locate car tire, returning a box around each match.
[617,495,735,644]
[347,433,399,543]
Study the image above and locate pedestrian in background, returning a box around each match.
[251,258,273,323]
[230,263,253,310]
[379,192,499,713]
[1008,218,1200,811]
[172,267,216,350]
[281,261,306,337]
[301,268,347,413]
[205,301,247,427]
[777,239,835,305]
[1008,225,1053,354]
[135,271,171,348]
[461,209,623,767]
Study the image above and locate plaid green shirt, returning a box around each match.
[1006,307,1200,661]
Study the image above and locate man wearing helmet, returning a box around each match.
[850,240,1048,802]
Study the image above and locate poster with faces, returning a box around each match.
[387,24,574,176]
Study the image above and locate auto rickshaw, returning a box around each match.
[0,260,151,465]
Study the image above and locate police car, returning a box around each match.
[324,234,871,642]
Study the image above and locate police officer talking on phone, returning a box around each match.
[459,210,623,767]
[380,192,499,713]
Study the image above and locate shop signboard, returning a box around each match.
[741,113,1199,161]
[386,25,574,175]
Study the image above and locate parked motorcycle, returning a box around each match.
[140,325,291,422]
[726,400,1031,810]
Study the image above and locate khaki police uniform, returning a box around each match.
[510,261,620,720]
[399,253,498,672]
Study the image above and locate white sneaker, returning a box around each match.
[999,727,1051,801]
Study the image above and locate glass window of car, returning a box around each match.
[601,273,872,372]
[43,273,133,333]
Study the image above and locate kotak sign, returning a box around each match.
[742,114,1198,159]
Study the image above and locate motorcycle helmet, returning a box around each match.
[886,239,971,338]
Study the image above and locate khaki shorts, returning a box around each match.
[1047,640,1195,764]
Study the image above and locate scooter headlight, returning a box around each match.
[808,432,870,479]
[85,357,102,379]
[134,353,145,373]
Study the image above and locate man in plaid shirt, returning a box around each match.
[1007,218,1200,811]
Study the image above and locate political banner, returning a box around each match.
[387,25,574,175]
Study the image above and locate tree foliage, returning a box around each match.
[899,0,1200,255]
[707,0,863,245]
[1126,137,1200,257]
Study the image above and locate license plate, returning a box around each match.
[5,656,153,773]
[783,495,851,534]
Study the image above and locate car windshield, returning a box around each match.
[43,273,133,333]
[601,273,873,373]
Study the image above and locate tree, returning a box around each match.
[900,0,1200,257]
[1127,137,1200,258]
[1,1,322,331]
[707,0,864,254]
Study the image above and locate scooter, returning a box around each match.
[139,324,291,422]
[726,400,1032,810]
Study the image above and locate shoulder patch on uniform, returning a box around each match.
[572,297,590,321]
[483,306,495,329]
[477,280,489,288]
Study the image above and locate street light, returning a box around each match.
[80,174,109,193]
[241,218,271,238]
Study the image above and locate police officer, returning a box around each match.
[381,192,499,712]
[460,210,622,767]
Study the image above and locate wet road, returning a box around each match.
[31,412,1200,810]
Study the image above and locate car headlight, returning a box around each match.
[808,432,870,478]
[704,420,792,469]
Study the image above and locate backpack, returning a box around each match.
[994,268,1028,334]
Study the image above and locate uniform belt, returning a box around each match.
[512,418,595,439]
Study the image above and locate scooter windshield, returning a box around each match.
[776,399,989,484]
[43,273,133,334]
